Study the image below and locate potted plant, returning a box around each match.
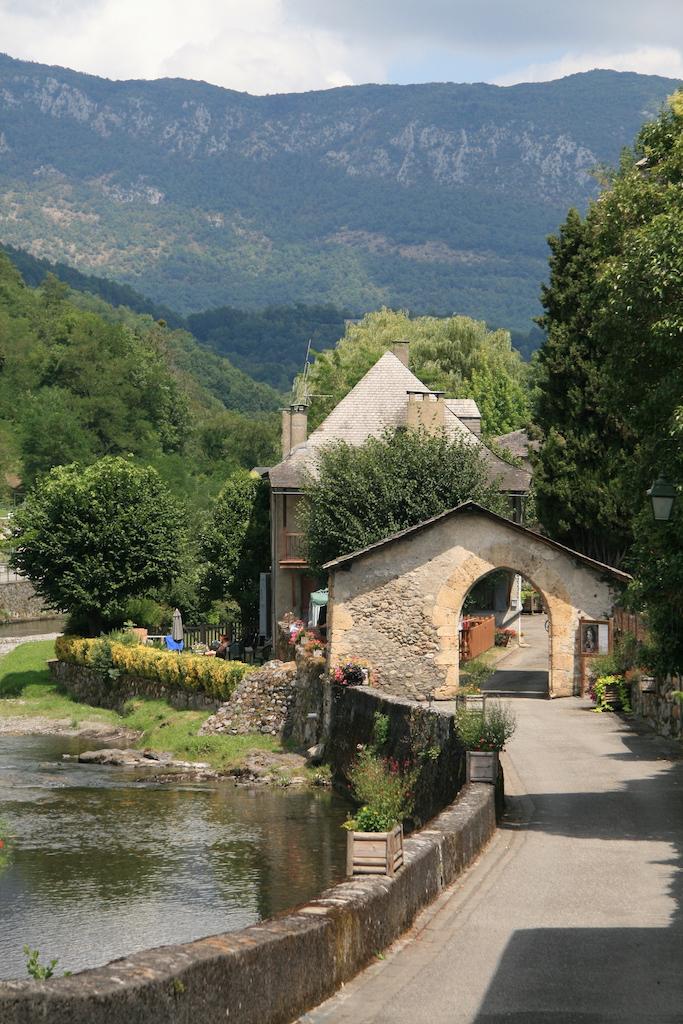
[457,702,517,784]
[343,713,416,877]
[589,673,632,713]
[456,656,494,711]
[495,627,517,647]
[331,659,372,686]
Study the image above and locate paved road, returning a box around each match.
[301,699,683,1023]
[483,614,549,698]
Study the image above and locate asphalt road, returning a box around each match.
[482,614,549,698]
[301,698,683,1023]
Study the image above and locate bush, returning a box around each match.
[588,674,632,713]
[345,712,416,832]
[456,702,517,752]
[460,656,494,691]
[55,635,253,701]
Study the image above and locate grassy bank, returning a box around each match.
[0,640,280,770]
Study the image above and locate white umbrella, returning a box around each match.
[171,608,184,643]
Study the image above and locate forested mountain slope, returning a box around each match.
[0,55,678,330]
[0,253,280,506]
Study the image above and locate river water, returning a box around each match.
[0,734,349,981]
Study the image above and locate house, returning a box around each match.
[260,343,531,633]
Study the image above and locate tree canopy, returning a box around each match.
[199,470,270,623]
[533,90,683,668]
[299,309,531,438]
[300,428,508,572]
[10,457,186,634]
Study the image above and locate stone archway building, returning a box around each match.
[325,503,630,700]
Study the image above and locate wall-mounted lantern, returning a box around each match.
[647,477,677,522]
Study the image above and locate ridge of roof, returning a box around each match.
[323,500,632,582]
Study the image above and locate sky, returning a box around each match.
[1,0,683,94]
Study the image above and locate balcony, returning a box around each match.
[279,531,307,568]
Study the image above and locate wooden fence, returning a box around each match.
[611,607,649,644]
[460,615,496,662]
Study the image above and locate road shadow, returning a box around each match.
[474,739,683,1022]
[482,670,549,698]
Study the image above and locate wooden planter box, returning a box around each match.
[466,750,499,784]
[346,823,404,878]
[456,693,487,713]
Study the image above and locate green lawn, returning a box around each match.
[0,640,280,770]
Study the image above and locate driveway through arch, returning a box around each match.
[325,503,630,700]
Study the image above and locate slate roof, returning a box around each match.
[323,501,632,583]
[445,399,481,419]
[493,428,540,462]
[267,351,530,493]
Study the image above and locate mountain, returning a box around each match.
[1,242,349,389]
[0,55,679,331]
[0,250,281,507]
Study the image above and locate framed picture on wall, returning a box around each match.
[580,620,609,656]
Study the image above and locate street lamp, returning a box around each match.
[647,477,677,522]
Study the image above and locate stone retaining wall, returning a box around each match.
[49,659,221,713]
[200,650,326,746]
[328,685,465,826]
[0,783,497,1024]
[0,579,51,622]
[631,674,682,741]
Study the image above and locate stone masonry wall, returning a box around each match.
[0,580,51,622]
[329,510,622,700]
[200,649,326,747]
[49,659,221,712]
[0,783,497,1024]
[328,684,466,827]
[631,674,682,741]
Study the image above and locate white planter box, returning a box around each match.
[466,750,499,784]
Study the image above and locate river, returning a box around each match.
[0,733,349,981]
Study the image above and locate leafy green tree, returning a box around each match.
[10,457,185,634]
[199,470,270,622]
[300,429,508,571]
[534,91,683,666]
[299,309,530,437]
[532,208,633,565]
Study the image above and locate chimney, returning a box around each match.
[289,404,308,450]
[281,404,309,457]
[281,408,292,458]
[406,391,445,436]
[392,341,410,368]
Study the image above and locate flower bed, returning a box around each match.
[55,635,253,702]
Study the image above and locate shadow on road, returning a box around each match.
[473,735,683,1023]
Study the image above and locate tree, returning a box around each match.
[10,457,185,634]
[199,470,270,622]
[300,429,508,571]
[298,309,530,437]
[533,91,683,667]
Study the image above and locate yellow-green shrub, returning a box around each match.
[55,635,253,701]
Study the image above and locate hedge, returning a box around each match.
[55,635,253,702]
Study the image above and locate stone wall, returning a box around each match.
[328,685,466,827]
[329,508,624,700]
[49,659,222,712]
[0,580,51,622]
[631,675,682,741]
[0,782,497,1024]
[200,650,326,747]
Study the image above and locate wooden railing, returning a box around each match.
[279,531,307,566]
[460,615,496,662]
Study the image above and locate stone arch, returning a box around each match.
[325,504,628,702]
[433,562,554,697]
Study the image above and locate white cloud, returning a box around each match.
[0,0,386,93]
[495,47,683,86]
